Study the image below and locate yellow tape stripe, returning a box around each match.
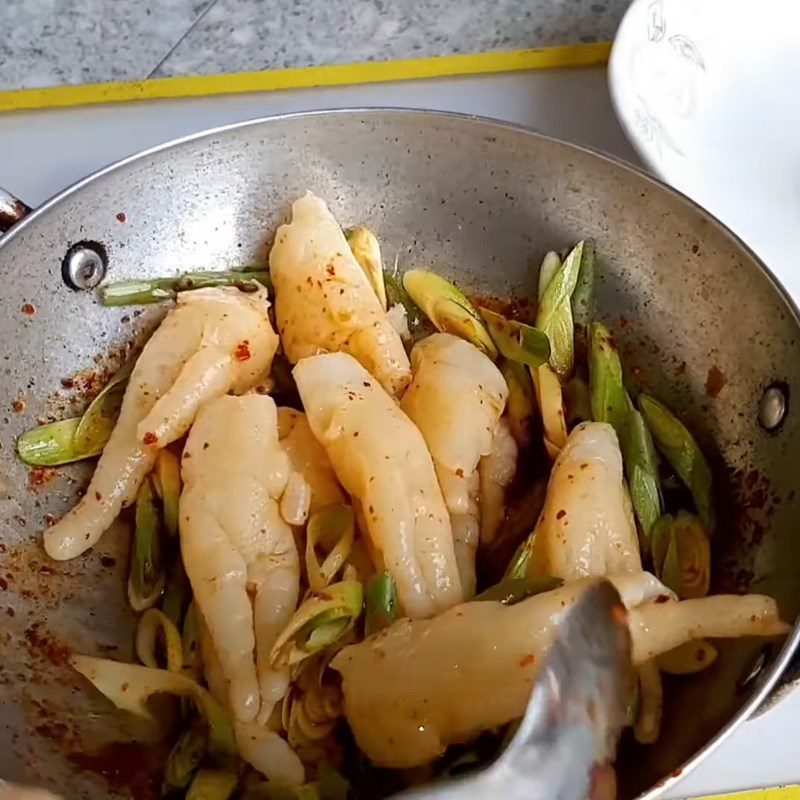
[698,788,800,800]
[0,42,610,113]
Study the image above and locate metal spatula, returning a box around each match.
[393,579,634,800]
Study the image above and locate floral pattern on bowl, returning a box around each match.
[609,0,800,302]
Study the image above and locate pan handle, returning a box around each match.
[0,186,32,234]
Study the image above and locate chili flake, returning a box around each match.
[234,342,251,361]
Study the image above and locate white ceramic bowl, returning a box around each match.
[609,0,800,300]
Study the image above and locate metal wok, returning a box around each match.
[1,109,799,799]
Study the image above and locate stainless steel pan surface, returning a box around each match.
[0,109,799,799]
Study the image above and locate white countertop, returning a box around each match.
[1,66,799,798]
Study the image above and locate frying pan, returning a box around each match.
[0,109,799,799]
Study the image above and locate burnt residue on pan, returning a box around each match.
[68,741,169,800]
[45,338,140,423]
[716,466,786,595]
[470,292,538,326]
[0,327,147,795]
[705,366,727,399]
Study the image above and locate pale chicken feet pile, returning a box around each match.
[448,471,480,598]
[269,192,411,397]
[36,192,792,794]
[528,420,642,580]
[334,577,787,768]
[180,394,303,728]
[44,287,278,560]
[293,351,463,618]
[334,419,788,768]
[401,333,508,595]
[276,407,346,516]
[197,608,305,787]
[479,418,518,547]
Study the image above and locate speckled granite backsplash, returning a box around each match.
[0,0,629,91]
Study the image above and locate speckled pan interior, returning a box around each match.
[0,109,798,799]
